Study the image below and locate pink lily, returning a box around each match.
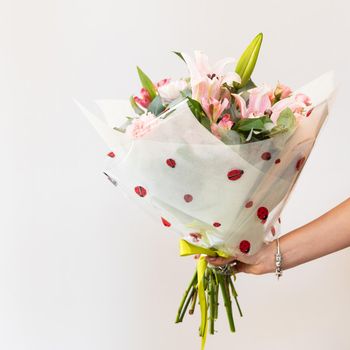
[246,85,272,116]
[182,51,241,102]
[232,85,272,119]
[270,94,311,122]
[211,113,234,138]
[218,113,234,129]
[201,97,229,124]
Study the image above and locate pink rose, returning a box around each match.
[274,82,292,100]
[156,78,171,88]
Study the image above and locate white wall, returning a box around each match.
[1,0,350,349]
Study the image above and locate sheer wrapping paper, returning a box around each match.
[78,72,335,256]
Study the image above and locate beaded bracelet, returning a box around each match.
[275,238,283,279]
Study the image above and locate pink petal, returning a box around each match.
[232,94,248,118]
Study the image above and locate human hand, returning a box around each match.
[206,242,276,275]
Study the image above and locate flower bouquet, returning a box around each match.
[77,33,335,349]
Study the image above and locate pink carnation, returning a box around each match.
[125,113,158,139]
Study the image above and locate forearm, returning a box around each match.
[280,198,350,270]
[208,198,350,275]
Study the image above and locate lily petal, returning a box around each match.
[232,93,248,118]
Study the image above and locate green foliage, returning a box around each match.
[136,66,157,100]
[236,79,257,93]
[129,96,144,115]
[235,116,271,132]
[173,51,186,62]
[233,115,275,142]
[187,97,211,130]
[148,95,165,116]
[277,107,296,130]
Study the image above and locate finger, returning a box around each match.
[205,256,236,266]
[234,252,255,265]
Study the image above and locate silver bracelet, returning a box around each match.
[275,238,283,279]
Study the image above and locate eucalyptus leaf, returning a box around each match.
[220,130,241,145]
[136,66,157,100]
[235,33,263,88]
[148,95,165,116]
[277,107,296,130]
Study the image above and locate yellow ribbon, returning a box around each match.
[179,239,228,350]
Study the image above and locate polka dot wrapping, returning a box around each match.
[79,73,335,257]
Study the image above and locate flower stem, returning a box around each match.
[228,276,243,317]
[212,270,219,320]
[189,288,198,315]
[175,270,197,323]
[209,270,216,334]
[179,288,195,322]
[218,273,236,332]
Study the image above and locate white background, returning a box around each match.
[1,0,350,349]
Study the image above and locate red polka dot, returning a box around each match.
[261,219,267,224]
[134,186,147,197]
[245,200,253,208]
[296,156,306,171]
[295,157,305,171]
[261,152,271,161]
[107,151,115,158]
[184,194,193,203]
[306,108,314,117]
[271,226,276,236]
[239,240,251,254]
[189,233,202,242]
[275,158,281,164]
[166,158,176,168]
[257,207,269,220]
[227,169,244,181]
[213,222,221,228]
[161,217,171,227]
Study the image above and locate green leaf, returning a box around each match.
[187,97,205,119]
[236,79,256,93]
[173,51,186,62]
[187,97,210,130]
[235,33,263,88]
[136,66,157,100]
[235,116,270,131]
[148,95,165,116]
[201,114,211,130]
[277,107,296,130]
[129,96,144,116]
